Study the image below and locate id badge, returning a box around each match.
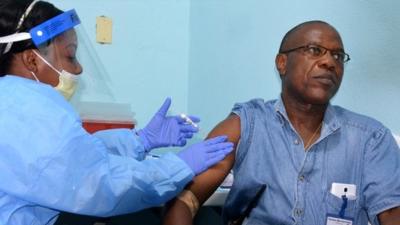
[326,214,354,225]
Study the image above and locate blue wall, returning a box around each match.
[50,0,400,136]
[51,0,191,128]
[188,0,400,136]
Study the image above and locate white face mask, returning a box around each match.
[32,50,79,100]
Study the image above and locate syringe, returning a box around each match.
[180,113,198,128]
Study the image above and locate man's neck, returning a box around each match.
[281,93,328,149]
[284,99,326,126]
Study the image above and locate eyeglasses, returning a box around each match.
[280,44,350,63]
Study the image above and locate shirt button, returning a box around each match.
[294,208,303,217]
[373,132,381,139]
[299,175,305,182]
[294,139,300,145]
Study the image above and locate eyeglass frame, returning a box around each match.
[279,44,351,63]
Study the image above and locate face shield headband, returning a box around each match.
[0,9,81,51]
[0,8,115,103]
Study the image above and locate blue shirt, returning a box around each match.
[223,98,400,225]
[0,75,194,225]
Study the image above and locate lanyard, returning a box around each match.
[339,189,348,218]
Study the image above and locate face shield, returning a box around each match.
[0,9,114,102]
[0,7,134,130]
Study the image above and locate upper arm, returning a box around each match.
[162,114,241,225]
[363,129,400,221]
[187,113,241,203]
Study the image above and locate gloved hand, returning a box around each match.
[138,98,200,151]
[178,136,234,175]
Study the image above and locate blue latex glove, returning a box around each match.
[138,98,200,151]
[178,136,234,175]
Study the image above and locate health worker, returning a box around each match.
[0,1,234,224]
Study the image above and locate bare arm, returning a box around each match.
[378,207,400,225]
[163,114,241,225]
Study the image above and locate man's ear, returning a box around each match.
[275,53,287,78]
[21,49,39,73]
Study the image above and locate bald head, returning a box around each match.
[279,21,342,52]
[275,20,346,106]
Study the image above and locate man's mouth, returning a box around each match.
[313,73,337,86]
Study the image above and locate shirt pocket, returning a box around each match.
[324,191,359,217]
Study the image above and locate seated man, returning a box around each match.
[163,20,400,225]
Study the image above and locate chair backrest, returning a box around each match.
[393,133,400,147]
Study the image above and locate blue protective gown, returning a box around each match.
[0,75,194,225]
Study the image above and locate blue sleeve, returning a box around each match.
[1,123,194,216]
[93,128,147,160]
[0,82,194,217]
[231,99,262,166]
[363,128,400,224]
[0,114,193,217]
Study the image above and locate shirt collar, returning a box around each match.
[273,96,342,135]
[273,96,289,125]
[322,103,341,135]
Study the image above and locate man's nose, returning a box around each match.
[318,51,337,71]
